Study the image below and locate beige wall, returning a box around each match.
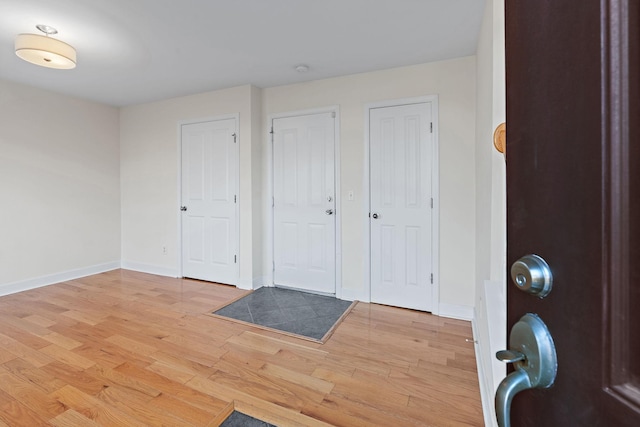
[119,84,261,288]
[262,57,477,311]
[250,85,264,283]
[0,80,120,293]
[119,58,478,312]
[3,57,478,315]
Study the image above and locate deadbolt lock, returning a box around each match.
[510,254,553,298]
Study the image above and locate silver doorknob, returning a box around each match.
[325,209,333,215]
[495,313,557,427]
[372,213,379,219]
[510,254,553,298]
[180,206,187,211]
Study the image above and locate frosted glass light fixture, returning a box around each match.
[15,25,76,69]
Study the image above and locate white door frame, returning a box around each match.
[363,96,440,314]
[177,113,240,284]
[265,106,342,298]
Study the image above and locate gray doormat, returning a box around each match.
[211,287,355,342]
[220,411,276,427]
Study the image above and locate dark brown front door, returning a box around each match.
[505,1,640,425]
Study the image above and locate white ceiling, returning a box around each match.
[0,0,485,107]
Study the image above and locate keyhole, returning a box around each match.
[515,273,527,287]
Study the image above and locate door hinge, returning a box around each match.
[272,261,275,271]
[270,126,274,135]
[232,133,237,143]
[430,122,433,133]
[234,194,237,203]
[430,273,433,284]
[272,197,275,207]
[431,198,434,209]
[234,255,237,264]
[331,111,336,119]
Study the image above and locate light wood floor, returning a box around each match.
[0,269,483,426]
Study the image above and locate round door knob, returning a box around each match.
[325,209,334,215]
[372,213,379,219]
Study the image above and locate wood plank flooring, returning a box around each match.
[0,270,483,426]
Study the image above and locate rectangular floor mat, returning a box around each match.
[211,287,355,342]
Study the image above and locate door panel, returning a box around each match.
[273,113,336,294]
[181,119,238,285]
[370,103,433,311]
[505,0,640,425]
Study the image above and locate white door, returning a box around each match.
[369,103,434,311]
[272,113,336,294]
[181,118,238,285]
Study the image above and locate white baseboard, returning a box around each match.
[473,311,498,427]
[236,277,254,290]
[0,261,121,297]
[120,261,179,278]
[438,303,474,320]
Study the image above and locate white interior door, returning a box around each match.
[370,102,433,311]
[181,118,238,285]
[273,113,336,294]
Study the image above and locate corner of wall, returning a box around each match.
[250,85,264,282]
[474,0,507,424]
[438,303,474,321]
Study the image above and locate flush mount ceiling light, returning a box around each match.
[15,25,76,70]
[295,64,309,73]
